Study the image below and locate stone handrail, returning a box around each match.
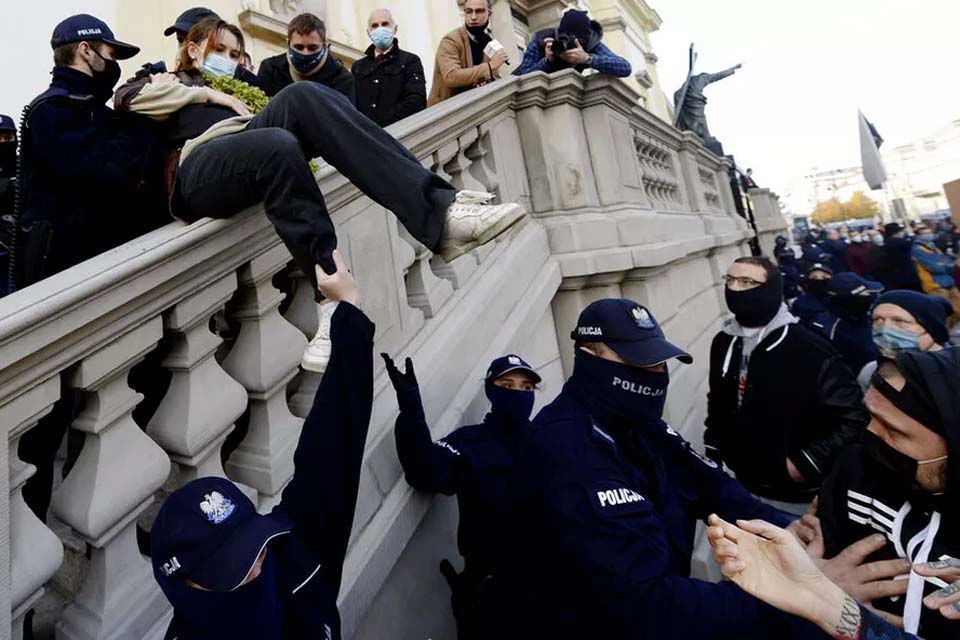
[0,69,757,639]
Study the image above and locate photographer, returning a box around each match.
[514,9,631,78]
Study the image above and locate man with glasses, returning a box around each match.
[704,257,869,516]
[427,0,508,106]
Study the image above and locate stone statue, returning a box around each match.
[673,46,741,156]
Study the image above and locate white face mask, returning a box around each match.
[201,53,238,78]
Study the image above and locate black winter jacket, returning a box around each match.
[704,323,870,502]
[351,41,426,128]
[18,67,167,285]
[258,53,355,102]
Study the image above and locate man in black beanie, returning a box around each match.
[817,347,960,639]
[514,8,632,78]
[704,257,869,516]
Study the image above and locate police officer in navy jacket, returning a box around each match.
[485,299,808,639]
[383,351,540,639]
[150,252,373,640]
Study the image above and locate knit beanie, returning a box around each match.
[558,9,592,41]
[875,290,953,345]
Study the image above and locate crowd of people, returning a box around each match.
[1,5,957,640]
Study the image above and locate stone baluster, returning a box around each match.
[147,274,249,488]
[50,319,172,640]
[283,267,324,419]
[221,246,307,511]
[402,228,453,316]
[4,377,64,640]
[464,130,499,199]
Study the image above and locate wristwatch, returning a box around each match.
[585,54,595,67]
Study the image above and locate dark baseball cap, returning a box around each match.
[51,14,140,60]
[571,299,693,367]
[151,478,293,592]
[486,354,542,384]
[0,115,15,132]
[827,272,883,297]
[164,7,220,37]
[806,261,833,276]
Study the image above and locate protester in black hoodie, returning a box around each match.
[257,13,354,102]
[705,257,869,515]
[817,347,960,639]
[873,222,923,293]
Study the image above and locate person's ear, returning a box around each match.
[186,41,201,64]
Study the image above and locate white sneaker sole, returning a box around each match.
[440,204,525,262]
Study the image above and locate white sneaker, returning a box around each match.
[302,301,339,373]
[439,191,525,262]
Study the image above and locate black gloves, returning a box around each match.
[381,353,424,415]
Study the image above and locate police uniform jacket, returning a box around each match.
[165,303,374,640]
[351,41,426,128]
[19,66,166,284]
[488,384,797,639]
[704,323,869,503]
[395,404,523,576]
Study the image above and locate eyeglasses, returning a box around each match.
[723,275,765,289]
[464,8,488,16]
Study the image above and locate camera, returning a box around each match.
[550,32,578,55]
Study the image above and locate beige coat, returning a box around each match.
[427,26,501,107]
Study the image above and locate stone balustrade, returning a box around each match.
[0,69,783,640]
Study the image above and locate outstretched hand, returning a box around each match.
[316,250,358,305]
[381,353,423,413]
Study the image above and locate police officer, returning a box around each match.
[791,260,836,331]
[17,14,166,289]
[151,252,372,639]
[822,272,884,375]
[486,299,807,639]
[382,351,540,639]
[163,6,219,44]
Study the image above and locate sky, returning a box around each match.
[650,0,960,203]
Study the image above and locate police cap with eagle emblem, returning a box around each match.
[151,478,293,592]
[571,298,693,367]
[485,354,542,384]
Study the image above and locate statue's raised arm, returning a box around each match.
[706,63,742,85]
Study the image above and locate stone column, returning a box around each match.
[284,267,325,419]
[4,377,64,640]
[147,274,248,486]
[222,246,307,510]
[51,319,171,640]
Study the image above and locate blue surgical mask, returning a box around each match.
[289,46,325,75]
[872,325,923,359]
[370,26,395,50]
[872,235,884,246]
[201,53,238,79]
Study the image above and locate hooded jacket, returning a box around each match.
[819,347,960,639]
[705,307,870,502]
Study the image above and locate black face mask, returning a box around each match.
[158,550,283,639]
[0,142,16,172]
[860,429,947,492]
[831,295,875,324]
[569,349,669,434]
[805,279,830,298]
[485,382,535,428]
[91,49,122,99]
[725,282,783,328]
